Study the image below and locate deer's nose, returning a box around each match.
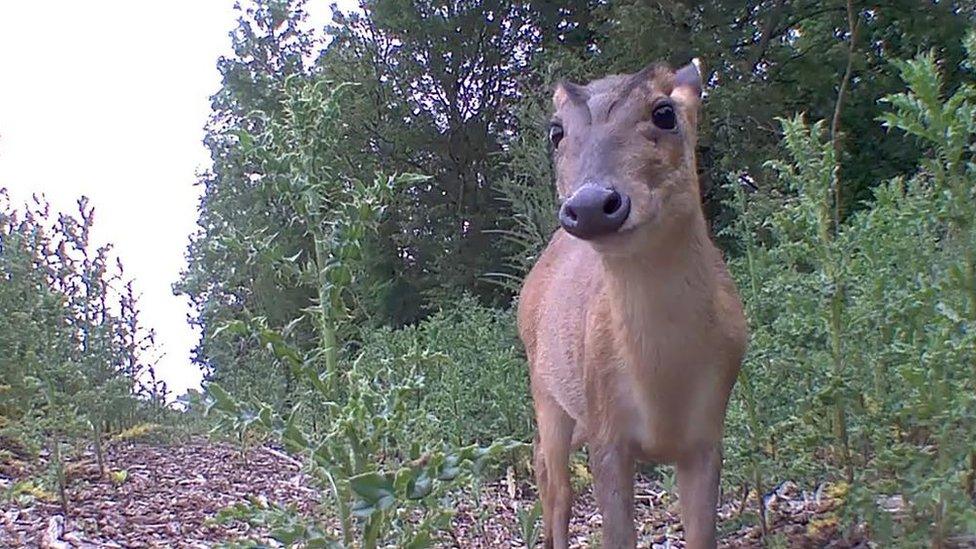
[559,184,631,240]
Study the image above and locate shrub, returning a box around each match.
[722,34,976,545]
[358,295,532,446]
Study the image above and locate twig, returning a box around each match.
[263,445,303,469]
[747,0,785,74]
[830,0,861,230]
[42,515,68,549]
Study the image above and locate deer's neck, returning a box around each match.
[602,210,717,348]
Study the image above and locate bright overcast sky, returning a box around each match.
[0,1,342,398]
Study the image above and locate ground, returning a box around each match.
[2,439,872,548]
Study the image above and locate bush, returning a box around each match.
[722,35,976,545]
[0,191,167,509]
[358,295,532,446]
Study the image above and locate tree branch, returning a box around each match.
[830,0,861,230]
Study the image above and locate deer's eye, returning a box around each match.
[549,123,564,147]
[651,104,677,130]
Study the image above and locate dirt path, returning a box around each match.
[2,440,863,548]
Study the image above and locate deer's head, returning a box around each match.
[550,60,703,254]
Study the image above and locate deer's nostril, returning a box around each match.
[559,185,630,240]
[603,192,622,215]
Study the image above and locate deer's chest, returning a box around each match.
[589,298,730,460]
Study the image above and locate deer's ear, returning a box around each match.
[672,58,703,105]
[552,80,583,109]
[553,83,570,109]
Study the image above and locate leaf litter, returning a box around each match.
[0,440,907,547]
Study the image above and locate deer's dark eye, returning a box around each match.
[651,104,677,130]
[549,123,564,147]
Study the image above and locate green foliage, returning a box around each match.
[233,74,421,396]
[0,192,166,495]
[175,0,319,406]
[206,321,524,547]
[195,59,527,546]
[322,0,538,313]
[109,469,128,487]
[723,36,976,545]
[488,80,560,292]
[4,479,58,506]
[172,2,976,545]
[213,498,340,548]
[357,296,532,445]
[182,0,976,411]
[517,500,543,548]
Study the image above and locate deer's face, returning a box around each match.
[549,62,702,252]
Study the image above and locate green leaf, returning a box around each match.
[349,471,395,516]
[404,530,433,549]
[436,455,461,481]
[283,250,302,263]
[407,470,433,499]
[282,413,310,453]
[212,320,249,339]
[205,383,239,414]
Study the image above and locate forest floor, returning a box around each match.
[1,439,872,548]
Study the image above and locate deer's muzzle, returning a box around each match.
[559,184,631,240]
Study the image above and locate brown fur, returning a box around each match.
[518,61,747,548]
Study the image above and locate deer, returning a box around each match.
[517,59,748,549]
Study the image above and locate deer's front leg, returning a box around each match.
[590,442,635,547]
[676,443,722,549]
[535,392,575,549]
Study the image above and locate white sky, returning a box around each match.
[0,1,342,398]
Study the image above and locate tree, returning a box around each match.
[177,0,319,403]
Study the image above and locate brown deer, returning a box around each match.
[518,59,747,549]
